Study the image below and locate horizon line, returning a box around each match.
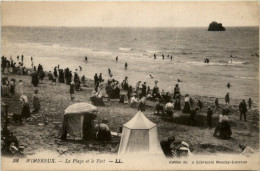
[2,25,259,28]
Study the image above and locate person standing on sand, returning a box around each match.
[154,54,156,59]
[125,62,128,70]
[9,79,15,97]
[94,73,99,86]
[141,82,147,97]
[152,81,160,99]
[213,111,224,137]
[171,56,173,61]
[225,93,230,106]
[108,68,112,77]
[32,90,41,114]
[21,54,24,64]
[116,56,118,63]
[239,99,247,122]
[162,54,164,60]
[248,98,252,110]
[135,81,141,96]
[17,80,24,97]
[173,84,180,99]
[17,56,19,61]
[183,94,191,114]
[54,67,58,81]
[227,83,231,89]
[207,107,213,128]
[215,98,219,108]
[70,82,75,101]
[31,71,39,87]
[99,73,103,83]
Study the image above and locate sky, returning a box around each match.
[1,1,259,27]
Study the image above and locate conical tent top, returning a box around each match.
[124,111,156,129]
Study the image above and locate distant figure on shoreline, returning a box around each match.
[162,54,164,60]
[21,54,24,63]
[31,56,33,62]
[79,66,82,71]
[116,56,118,63]
[125,62,128,70]
[227,83,231,89]
[154,54,156,59]
[177,79,182,82]
[225,93,230,105]
[17,55,19,61]
[204,58,209,63]
[170,56,173,61]
[85,56,88,62]
[147,74,154,79]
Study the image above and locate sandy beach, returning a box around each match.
[1,72,259,156]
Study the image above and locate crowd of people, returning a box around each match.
[1,53,256,157]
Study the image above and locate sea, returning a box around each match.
[1,26,259,104]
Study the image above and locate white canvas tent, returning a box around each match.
[118,111,164,155]
[58,102,97,140]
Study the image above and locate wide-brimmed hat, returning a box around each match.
[181,141,189,148]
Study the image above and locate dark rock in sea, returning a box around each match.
[208,21,225,31]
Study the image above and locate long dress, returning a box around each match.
[183,97,191,114]
[17,82,24,96]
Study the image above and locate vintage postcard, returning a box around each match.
[1,1,259,170]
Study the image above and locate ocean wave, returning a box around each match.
[233,75,256,80]
[146,50,161,54]
[227,60,248,64]
[119,47,133,51]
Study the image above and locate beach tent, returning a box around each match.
[58,102,97,140]
[118,111,164,155]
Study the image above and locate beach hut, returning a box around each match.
[118,111,164,155]
[58,102,97,140]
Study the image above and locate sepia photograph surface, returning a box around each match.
[1,1,259,170]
